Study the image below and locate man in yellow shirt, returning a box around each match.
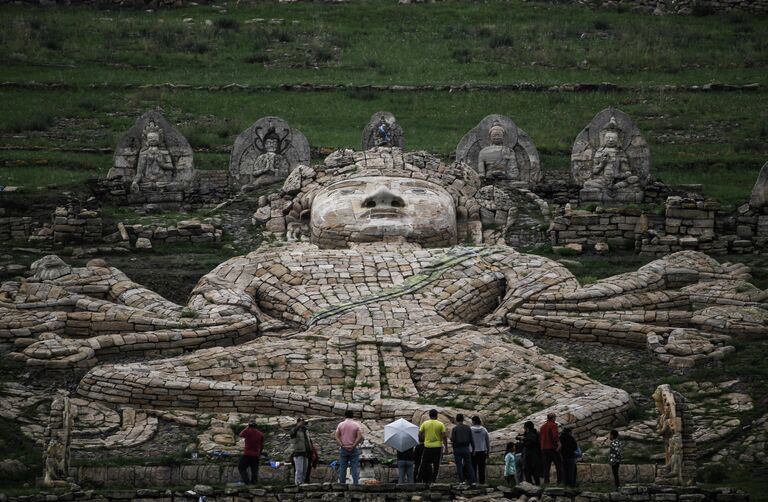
[418,409,448,483]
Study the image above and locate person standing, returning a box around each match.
[396,445,416,484]
[503,442,517,486]
[238,421,264,484]
[539,413,563,484]
[470,416,490,485]
[290,417,312,485]
[334,409,363,485]
[522,421,541,485]
[450,414,476,485]
[305,442,319,483]
[418,409,448,483]
[609,430,622,488]
[559,427,579,487]
[514,433,525,483]
[413,440,425,482]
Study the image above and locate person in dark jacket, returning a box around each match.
[397,446,416,483]
[522,421,541,485]
[559,427,579,487]
[450,413,477,485]
[413,441,425,482]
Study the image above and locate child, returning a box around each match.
[609,430,622,488]
[504,442,517,486]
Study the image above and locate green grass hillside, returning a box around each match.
[1,1,766,206]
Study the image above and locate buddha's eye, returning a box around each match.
[338,188,361,195]
[407,188,428,195]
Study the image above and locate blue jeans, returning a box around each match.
[338,447,360,484]
[397,460,414,483]
[453,446,476,483]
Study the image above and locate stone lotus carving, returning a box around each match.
[229,116,310,191]
[571,108,650,203]
[4,148,767,458]
[108,110,194,190]
[456,114,541,186]
[362,112,404,150]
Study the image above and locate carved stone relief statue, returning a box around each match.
[572,108,650,204]
[108,109,195,191]
[456,114,541,187]
[362,112,405,150]
[229,116,310,191]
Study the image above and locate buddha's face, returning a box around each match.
[310,176,457,247]
[264,138,278,153]
[489,126,505,145]
[145,131,160,147]
[603,132,619,148]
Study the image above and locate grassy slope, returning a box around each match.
[1,1,766,204]
[0,1,766,86]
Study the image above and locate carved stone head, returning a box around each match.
[267,148,482,248]
[489,124,506,145]
[310,176,457,247]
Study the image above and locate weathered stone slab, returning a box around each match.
[456,114,541,185]
[229,116,309,191]
[108,109,195,191]
[361,111,404,150]
[572,108,649,204]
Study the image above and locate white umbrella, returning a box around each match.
[383,418,420,452]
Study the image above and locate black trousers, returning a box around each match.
[523,456,540,485]
[472,451,487,484]
[562,457,577,487]
[238,455,260,484]
[611,462,620,487]
[418,447,442,483]
[541,449,562,483]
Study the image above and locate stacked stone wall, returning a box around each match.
[551,196,768,256]
[549,208,645,250]
[94,170,230,208]
[110,219,224,249]
[51,207,103,244]
[4,483,750,502]
[67,462,659,488]
[0,216,35,242]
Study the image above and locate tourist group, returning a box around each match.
[236,410,623,488]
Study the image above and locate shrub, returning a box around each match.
[311,44,334,63]
[489,34,513,48]
[451,48,472,64]
[245,53,270,64]
[593,19,611,30]
[214,17,239,31]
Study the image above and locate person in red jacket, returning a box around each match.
[539,413,563,484]
[239,421,265,484]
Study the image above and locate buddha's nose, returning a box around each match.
[362,186,405,209]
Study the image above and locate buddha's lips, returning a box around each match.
[363,208,403,219]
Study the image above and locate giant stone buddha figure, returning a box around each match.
[6,148,766,453]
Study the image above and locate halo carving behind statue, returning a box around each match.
[108,109,194,184]
[362,111,405,150]
[571,107,650,187]
[455,114,541,185]
[229,116,310,191]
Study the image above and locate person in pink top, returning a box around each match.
[334,409,363,484]
[238,421,265,484]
